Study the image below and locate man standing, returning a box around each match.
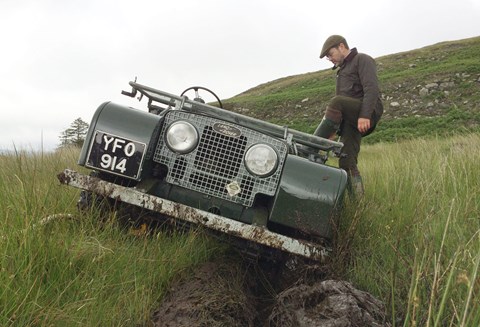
[315,35,383,197]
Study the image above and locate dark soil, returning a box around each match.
[150,256,258,327]
[150,256,391,327]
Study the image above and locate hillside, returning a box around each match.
[223,36,480,143]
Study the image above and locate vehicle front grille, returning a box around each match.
[153,110,287,207]
[193,125,247,179]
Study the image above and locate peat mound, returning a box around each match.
[267,279,391,327]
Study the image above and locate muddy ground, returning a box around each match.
[75,187,391,326]
[85,200,390,326]
[150,254,391,327]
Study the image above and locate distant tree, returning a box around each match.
[58,117,89,148]
[58,128,74,147]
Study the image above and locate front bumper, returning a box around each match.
[57,169,331,262]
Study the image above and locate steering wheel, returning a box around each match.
[180,86,223,109]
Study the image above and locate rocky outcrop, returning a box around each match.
[381,72,480,120]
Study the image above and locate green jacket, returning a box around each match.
[335,48,383,122]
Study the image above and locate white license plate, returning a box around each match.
[86,131,146,180]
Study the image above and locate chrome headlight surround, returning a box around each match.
[165,121,198,154]
[244,143,278,177]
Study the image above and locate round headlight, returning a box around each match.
[244,144,278,177]
[165,121,198,153]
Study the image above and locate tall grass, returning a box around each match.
[1,133,479,326]
[0,147,219,326]
[336,133,480,326]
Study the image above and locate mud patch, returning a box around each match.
[151,257,257,327]
[150,258,390,327]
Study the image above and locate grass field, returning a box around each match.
[1,133,479,326]
[0,147,220,326]
[337,133,480,326]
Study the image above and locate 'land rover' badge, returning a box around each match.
[213,123,242,138]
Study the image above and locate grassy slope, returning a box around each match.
[223,36,480,144]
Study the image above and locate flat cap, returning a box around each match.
[320,35,346,58]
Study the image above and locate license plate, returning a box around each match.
[86,131,146,180]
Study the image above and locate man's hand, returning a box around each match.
[358,118,371,134]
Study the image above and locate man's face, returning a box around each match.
[326,44,345,66]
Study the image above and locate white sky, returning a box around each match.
[1,0,479,152]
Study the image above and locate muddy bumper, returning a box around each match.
[58,169,330,262]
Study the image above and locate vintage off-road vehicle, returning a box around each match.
[58,81,348,262]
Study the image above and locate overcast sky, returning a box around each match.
[1,0,479,152]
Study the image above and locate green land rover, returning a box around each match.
[58,81,347,262]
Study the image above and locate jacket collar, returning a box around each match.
[343,47,358,64]
[332,47,358,70]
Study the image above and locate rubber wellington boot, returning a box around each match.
[348,175,365,199]
[314,117,339,139]
[301,117,340,156]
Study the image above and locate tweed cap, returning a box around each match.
[320,35,347,58]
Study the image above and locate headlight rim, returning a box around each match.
[244,143,279,177]
[165,120,199,154]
